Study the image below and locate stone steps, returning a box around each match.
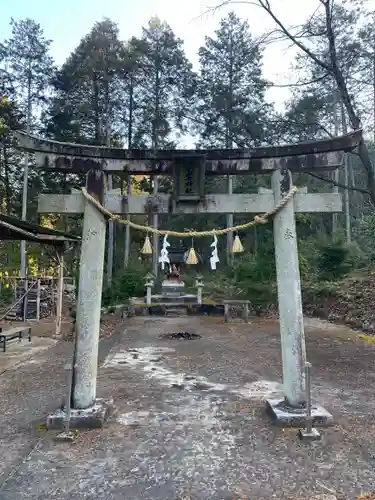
[151,294,197,304]
[164,307,188,317]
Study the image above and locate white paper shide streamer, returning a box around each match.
[158,235,170,270]
[210,233,219,270]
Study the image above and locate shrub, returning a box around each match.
[116,266,145,299]
[101,286,117,307]
[316,241,351,280]
[238,281,278,314]
[229,254,278,312]
[102,265,146,306]
[233,252,276,283]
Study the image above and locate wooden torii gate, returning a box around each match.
[15,130,362,428]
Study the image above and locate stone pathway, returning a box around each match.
[0,316,374,499]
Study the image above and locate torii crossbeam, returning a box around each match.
[16,130,360,174]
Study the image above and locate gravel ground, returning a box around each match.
[0,325,123,488]
[0,316,374,500]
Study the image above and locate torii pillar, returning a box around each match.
[47,169,114,430]
[265,168,333,427]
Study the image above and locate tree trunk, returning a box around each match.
[332,91,340,236]
[20,69,32,277]
[152,55,160,277]
[124,75,134,269]
[226,33,234,265]
[373,42,375,144]
[92,73,101,144]
[104,74,114,287]
[3,146,12,215]
[340,99,351,242]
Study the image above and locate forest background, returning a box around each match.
[1,0,375,331]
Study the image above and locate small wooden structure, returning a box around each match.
[164,247,187,277]
[0,325,31,352]
[168,247,187,263]
[0,213,80,334]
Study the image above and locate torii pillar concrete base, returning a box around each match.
[46,399,114,430]
[265,399,333,428]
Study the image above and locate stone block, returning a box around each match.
[298,427,321,441]
[265,397,333,427]
[46,398,114,430]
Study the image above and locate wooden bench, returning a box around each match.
[222,300,250,324]
[0,326,32,352]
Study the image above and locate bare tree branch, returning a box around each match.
[270,73,329,88]
[181,111,246,147]
[308,172,371,195]
[211,0,331,70]
[268,117,333,138]
[211,0,375,205]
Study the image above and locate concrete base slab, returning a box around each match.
[46,398,115,430]
[265,398,333,427]
[298,427,321,442]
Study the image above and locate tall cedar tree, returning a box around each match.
[0,95,23,214]
[46,18,125,145]
[0,18,53,131]
[195,12,271,149]
[131,17,196,149]
[0,18,54,218]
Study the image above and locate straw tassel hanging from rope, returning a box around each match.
[140,234,153,255]
[186,237,198,265]
[232,233,244,253]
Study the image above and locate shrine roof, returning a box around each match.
[0,213,80,247]
[168,248,187,263]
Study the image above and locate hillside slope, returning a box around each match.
[303,273,375,333]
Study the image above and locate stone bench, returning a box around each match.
[222,300,250,324]
[0,326,32,352]
[123,302,194,318]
